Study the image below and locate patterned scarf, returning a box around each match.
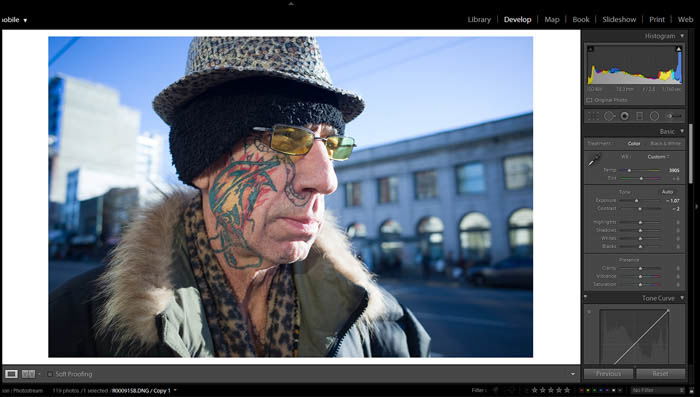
[183,195,300,357]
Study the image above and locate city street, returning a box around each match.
[50,261,533,358]
[379,278,533,357]
[49,260,103,292]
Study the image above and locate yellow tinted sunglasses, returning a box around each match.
[252,124,356,161]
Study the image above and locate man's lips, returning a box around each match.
[278,216,320,236]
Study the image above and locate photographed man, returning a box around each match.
[50,36,431,357]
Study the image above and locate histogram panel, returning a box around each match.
[587,45,683,85]
[583,43,685,106]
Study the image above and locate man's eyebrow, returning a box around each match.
[307,123,338,137]
[324,126,339,137]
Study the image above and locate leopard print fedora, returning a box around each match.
[153,37,365,126]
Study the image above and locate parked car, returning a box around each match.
[466,257,533,289]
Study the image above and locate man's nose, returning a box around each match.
[293,138,338,196]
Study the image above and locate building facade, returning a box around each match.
[49,75,170,241]
[49,74,140,205]
[63,168,140,233]
[326,113,533,276]
[136,132,167,206]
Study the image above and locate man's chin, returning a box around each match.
[269,240,314,264]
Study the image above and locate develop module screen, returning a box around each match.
[1,6,696,397]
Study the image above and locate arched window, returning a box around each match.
[417,216,444,237]
[346,223,367,239]
[417,216,444,263]
[459,212,491,263]
[380,219,402,236]
[378,220,403,275]
[508,208,533,257]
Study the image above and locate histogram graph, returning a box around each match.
[587,44,683,85]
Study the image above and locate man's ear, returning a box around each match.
[192,171,212,192]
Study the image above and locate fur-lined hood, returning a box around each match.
[93,189,392,355]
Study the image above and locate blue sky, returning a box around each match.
[48,36,532,184]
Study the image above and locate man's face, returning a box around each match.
[204,124,338,269]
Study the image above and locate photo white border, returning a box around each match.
[2,29,580,364]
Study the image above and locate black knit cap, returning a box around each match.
[169,76,346,186]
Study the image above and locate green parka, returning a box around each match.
[49,191,430,357]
